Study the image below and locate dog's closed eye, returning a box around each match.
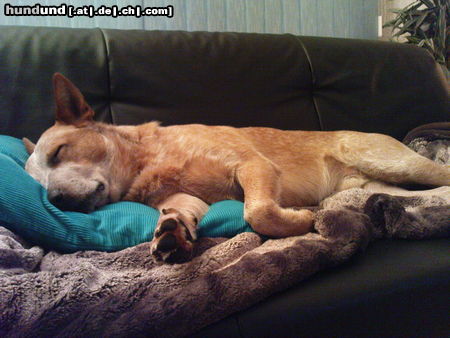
[49,144,66,165]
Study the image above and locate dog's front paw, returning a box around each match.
[151,209,197,264]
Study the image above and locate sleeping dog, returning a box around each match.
[24,74,450,263]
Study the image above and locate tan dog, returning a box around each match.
[24,74,450,263]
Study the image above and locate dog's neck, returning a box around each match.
[109,122,160,201]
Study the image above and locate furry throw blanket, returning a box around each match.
[404,122,450,165]
[1,128,449,337]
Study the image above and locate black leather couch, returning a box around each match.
[0,26,449,337]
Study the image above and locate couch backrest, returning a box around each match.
[0,26,448,141]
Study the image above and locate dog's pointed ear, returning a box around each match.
[22,137,36,155]
[53,73,95,126]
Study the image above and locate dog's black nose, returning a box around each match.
[48,190,87,212]
[49,191,72,210]
[49,191,63,206]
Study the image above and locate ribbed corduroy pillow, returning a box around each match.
[0,135,252,253]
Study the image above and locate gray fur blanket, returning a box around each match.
[404,122,450,165]
[1,133,449,337]
[1,190,449,337]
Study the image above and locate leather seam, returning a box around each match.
[295,36,324,131]
[98,28,113,124]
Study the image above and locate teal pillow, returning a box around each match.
[0,135,252,253]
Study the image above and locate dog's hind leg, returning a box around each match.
[151,193,209,263]
[338,132,450,187]
[237,159,314,238]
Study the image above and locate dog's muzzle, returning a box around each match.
[48,181,106,213]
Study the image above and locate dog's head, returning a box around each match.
[24,74,132,212]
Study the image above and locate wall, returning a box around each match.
[0,0,379,39]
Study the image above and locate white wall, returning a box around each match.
[393,0,415,7]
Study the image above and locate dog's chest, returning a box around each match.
[136,135,243,204]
